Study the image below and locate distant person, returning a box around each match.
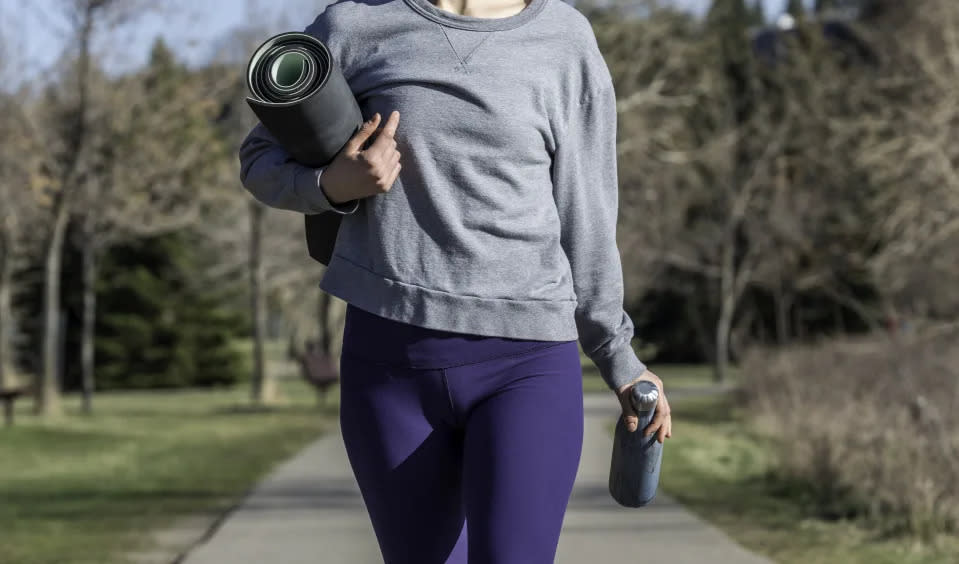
[238,0,672,561]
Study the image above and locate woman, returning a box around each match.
[238,0,672,561]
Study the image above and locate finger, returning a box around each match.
[387,148,401,169]
[384,161,402,189]
[382,110,400,137]
[346,113,381,154]
[621,403,638,432]
[369,110,400,154]
[644,409,665,437]
[643,420,661,438]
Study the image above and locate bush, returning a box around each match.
[741,326,959,541]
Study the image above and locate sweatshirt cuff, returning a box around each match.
[294,166,360,215]
[593,343,648,393]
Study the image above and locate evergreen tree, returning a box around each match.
[814,0,837,13]
[786,0,805,18]
[858,0,892,22]
[749,0,766,25]
[705,0,755,123]
[95,230,249,389]
[707,0,753,30]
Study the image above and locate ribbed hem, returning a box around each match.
[319,252,580,341]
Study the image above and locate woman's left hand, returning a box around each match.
[616,369,672,443]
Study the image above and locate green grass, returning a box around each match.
[607,391,959,564]
[582,358,740,393]
[0,379,336,564]
[230,337,299,379]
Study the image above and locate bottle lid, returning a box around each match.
[631,380,659,412]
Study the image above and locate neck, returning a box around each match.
[429,0,531,17]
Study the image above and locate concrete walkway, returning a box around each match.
[180,393,774,564]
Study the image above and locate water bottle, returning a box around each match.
[608,380,664,507]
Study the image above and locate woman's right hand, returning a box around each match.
[320,111,403,205]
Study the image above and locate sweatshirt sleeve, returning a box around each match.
[237,121,360,215]
[550,84,648,393]
[236,9,360,215]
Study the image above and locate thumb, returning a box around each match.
[619,392,639,433]
[345,112,381,154]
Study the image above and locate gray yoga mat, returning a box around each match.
[245,31,364,266]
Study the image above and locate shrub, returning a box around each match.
[741,326,959,541]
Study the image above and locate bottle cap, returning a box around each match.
[631,380,659,412]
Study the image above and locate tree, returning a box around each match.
[213,27,284,406]
[814,0,837,13]
[700,0,768,381]
[95,231,248,389]
[0,99,39,391]
[593,1,777,375]
[786,0,806,18]
[67,33,228,413]
[750,0,766,24]
[205,21,340,406]
[0,31,42,391]
[848,0,959,322]
[23,0,145,416]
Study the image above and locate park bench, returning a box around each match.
[0,387,27,427]
[295,340,340,405]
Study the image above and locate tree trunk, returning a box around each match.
[34,0,100,416]
[833,300,845,335]
[714,231,738,384]
[0,232,12,390]
[249,202,273,405]
[774,282,792,345]
[714,292,735,384]
[81,228,97,414]
[37,206,69,416]
[685,293,715,365]
[794,304,806,340]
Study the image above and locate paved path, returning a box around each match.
[180,392,774,564]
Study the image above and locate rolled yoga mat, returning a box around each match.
[245,31,364,266]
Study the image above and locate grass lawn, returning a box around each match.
[606,390,959,564]
[582,357,740,394]
[0,378,336,564]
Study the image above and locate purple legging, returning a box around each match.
[338,303,584,564]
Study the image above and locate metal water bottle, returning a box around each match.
[608,380,663,507]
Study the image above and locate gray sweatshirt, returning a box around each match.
[238,0,647,392]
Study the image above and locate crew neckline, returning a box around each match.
[402,0,549,31]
